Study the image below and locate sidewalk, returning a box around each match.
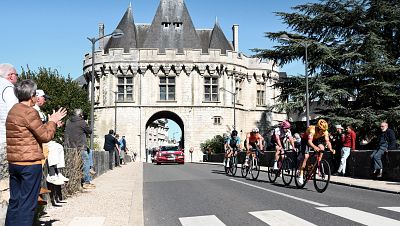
[196,162,400,194]
[39,162,144,226]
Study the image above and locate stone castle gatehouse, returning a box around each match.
[83,0,285,162]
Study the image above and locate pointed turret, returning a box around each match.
[105,5,137,53]
[209,21,234,54]
[142,0,202,53]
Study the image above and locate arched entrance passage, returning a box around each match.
[145,111,185,148]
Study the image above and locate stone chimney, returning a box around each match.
[232,24,239,52]
[99,23,105,50]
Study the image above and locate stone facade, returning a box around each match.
[82,0,286,162]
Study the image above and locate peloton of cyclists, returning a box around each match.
[272,120,296,170]
[224,130,241,167]
[298,119,335,184]
[244,128,264,167]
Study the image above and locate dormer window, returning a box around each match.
[173,22,183,28]
[161,22,171,28]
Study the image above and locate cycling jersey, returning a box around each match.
[226,137,241,149]
[247,133,263,149]
[301,125,329,141]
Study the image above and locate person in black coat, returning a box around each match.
[103,129,120,170]
[370,122,397,178]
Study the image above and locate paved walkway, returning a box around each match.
[39,162,144,226]
[197,162,400,194]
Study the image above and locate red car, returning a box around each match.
[155,145,184,165]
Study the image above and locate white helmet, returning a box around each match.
[252,127,259,133]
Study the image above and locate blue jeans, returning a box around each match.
[88,149,94,168]
[337,147,351,174]
[6,164,42,226]
[371,146,387,171]
[81,150,92,184]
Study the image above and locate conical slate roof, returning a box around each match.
[105,5,137,53]
[104,0,234,54]
[209,22,233,54]
[142,0,201,53]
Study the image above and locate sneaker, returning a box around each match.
[46,175,64,185]
[377,172,383,178]
[90,168,96,175]
[57,173,69,182]
[82,183,96,189]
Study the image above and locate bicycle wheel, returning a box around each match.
[267,160,278,183]
[230,156,238,176]
[250,158,260,180]
[313,159,331,193]
[241,159,249,178]
[282,158,294,186]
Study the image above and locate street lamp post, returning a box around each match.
[279,34,310,127]
[220,87,237,129]
[87,29,124,150]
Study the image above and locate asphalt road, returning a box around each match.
[143,163,400,226]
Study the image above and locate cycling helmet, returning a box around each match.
[231,130,238,137]
[251,127,259,133]
[281,120,291,129]
[317,119,329,131]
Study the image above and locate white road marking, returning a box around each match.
[229,179,328,207]
[317,207,400,226]
[379,207,400,213]
[179,215,226,226]
[250,210,317,226]
[68,217,105,226]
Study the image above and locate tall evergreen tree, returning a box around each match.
[254,0,400,141]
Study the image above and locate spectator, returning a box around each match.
[0,63,19,147]
[5,79,66,226]
[119,135,127,165]
[332,125,345,172]
[103,130,121,170]
[371,122,397,178]
[64,109,94,189]
[115,134,121,167]
[33,89,50,123]
[133,152,137,162]
[334,126,356,176]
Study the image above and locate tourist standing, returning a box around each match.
[371,122,396,178]
[335,126,356,176]
[103,130,121,170]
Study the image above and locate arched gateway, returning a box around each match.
[82,0,286,162]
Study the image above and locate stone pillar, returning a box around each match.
[232,24,239,52]
[99,23,105,50]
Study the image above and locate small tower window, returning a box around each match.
[173,22,183,29]
[161,22,171,28]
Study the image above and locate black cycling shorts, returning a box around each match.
[300,137,326,154]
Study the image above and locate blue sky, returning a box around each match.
[0,0,317,138]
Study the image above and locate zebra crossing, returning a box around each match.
[179,206,400,226]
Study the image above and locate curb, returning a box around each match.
[191,162,400,194]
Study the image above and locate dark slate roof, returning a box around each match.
[74,75,88,87]
[104,0,233,54]
[105,6,137,53]
[209,23,233,54]
[142,0,201,53]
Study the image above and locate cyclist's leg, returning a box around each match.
[244,148,251,166]
[317,144,325,167]
[273,145,280,169]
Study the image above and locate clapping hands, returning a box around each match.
[48,107,67,127]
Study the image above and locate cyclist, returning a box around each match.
[244,127,264,167]
[224,130,241,167]
[272,120,296,170]
[298,119,335,184]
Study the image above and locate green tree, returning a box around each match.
[200,135,225,154]
[20,67,90,142]
[254,0,400,140]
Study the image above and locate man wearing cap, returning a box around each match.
[34,89,50,123]
[332,125,345,173]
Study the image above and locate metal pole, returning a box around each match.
[90,40,95,150]
[114,92,117,133]
[233,93,236,129]
[305,44,310,127]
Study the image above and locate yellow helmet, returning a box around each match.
[317,119,329,131]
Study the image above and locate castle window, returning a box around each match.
[204,77,219,102]
[159,76,175,101]
[161,22,171,28]
[213,116,222,125]
[256,82,265,106]
[173,22,183,29]
[117,76,134,102]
